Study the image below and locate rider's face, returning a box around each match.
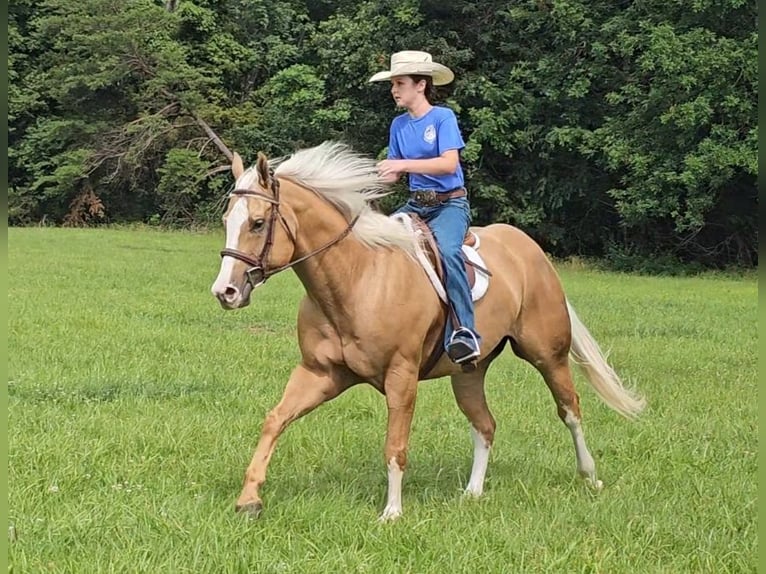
[390,76,425,109]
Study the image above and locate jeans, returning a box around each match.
[395,196,480,351]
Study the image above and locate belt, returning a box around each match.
[410,188,467,207]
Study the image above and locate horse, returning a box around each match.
[210,141,645,521]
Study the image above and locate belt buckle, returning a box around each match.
[413,190,439,207]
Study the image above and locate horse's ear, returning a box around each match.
[256,152,270,188]
[231,152,244,180]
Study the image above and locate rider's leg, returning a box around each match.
[392,198,421,217]
[427,197,480,362]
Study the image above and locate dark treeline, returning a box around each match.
[9,0,758,269]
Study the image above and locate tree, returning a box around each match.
[8,0,757,268]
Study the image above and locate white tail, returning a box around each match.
[566,300,646,419]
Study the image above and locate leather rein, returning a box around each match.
[219,174,360,287]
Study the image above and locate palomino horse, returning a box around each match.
[211,142,645,521]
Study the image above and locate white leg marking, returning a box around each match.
[379,457,404,521]
[211,198,249,294]
[465,426,491,497]
[563,407,603,490]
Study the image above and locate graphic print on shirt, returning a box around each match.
[423,124,436,144]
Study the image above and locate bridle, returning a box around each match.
[219,173,360,287]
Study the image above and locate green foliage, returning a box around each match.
[586,16,758,265]
[7,0,757,268]
[156,149,212,224]
[602,242,707,277]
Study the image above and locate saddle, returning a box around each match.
[389,213,491,304]
[408,215,482,289]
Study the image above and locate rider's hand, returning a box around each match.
[377,159,405,182]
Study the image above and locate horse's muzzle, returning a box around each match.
[213,282,253,309]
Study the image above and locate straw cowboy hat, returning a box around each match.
[369,50,455,86]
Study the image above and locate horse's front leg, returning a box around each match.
[236,363,351,517]
[379,361,420,521]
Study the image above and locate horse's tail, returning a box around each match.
[566,300,646,419]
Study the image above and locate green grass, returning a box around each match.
[8,227,757,573]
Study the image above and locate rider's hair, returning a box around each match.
[408,75,437,104]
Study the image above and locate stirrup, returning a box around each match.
[446,327,481,364]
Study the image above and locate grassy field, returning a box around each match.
[8,227,757,573]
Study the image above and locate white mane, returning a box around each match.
[239,141,418,255]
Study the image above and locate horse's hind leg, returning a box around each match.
[511,322,602,489]
[539,358,602,489]
[451,366,496,497]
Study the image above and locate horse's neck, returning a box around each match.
[284,182,379,322]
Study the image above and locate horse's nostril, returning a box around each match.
[223,285,239,301]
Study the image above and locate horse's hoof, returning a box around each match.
[378,506,402,522]
[236,501,263,518]
[584,477,603,491]
[462,487,483,499]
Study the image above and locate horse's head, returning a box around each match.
[211,151,298,309]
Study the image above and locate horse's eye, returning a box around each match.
[251,218,266,232]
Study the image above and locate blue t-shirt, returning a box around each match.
[387,106,465,192]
